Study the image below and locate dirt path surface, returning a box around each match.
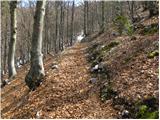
[1,43,117,119]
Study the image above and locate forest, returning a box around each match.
[1,0,159,119]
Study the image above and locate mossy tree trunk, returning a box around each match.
[8,1,17,79]
[25,0,46,90]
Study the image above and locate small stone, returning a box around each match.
[36,110,42,119]
[131,36,136,40]
[94,64,99,70]
[89,78,97,84]
[114,105,124,111]
[5,79,10,85]
[122,110,129,118]
[51,64,58,70]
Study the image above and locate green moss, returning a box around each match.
[143,24,158,35]
[137,105,148,118]
[147,50,159,58]
[137,105,158,119]
[101,41,119,53]
[113,15,134,36]
[135,97,159,119]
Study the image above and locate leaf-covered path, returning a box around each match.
[1,42,117,119]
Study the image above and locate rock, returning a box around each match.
[36,110,42,119]
[131,36,137,41]
[89,78,97,84]
[111,32,119,36]
[91,64,99,72]
[91,63,107,74]
[114,105,124,111]
[5,79,11,85]
[121,110,129,118]
[94,64,99,70]
[51,64,59,70]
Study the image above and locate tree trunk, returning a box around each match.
[100,1,105,34]
[70,1,74,46]
[54,2,58,53]
[25,0,46,91]
[84,1,88,36]
[61,2,65,51]
[59,1,63,51]
[3,15,8,74]
[66,2,69,46]
[8,1,17,79]
[86,1,89,35]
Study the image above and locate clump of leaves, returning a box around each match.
[147,50,159,58]
[100,85,117,102]
[113,15,134,36]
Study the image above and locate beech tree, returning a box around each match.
[25,0,46,90]
[8,1,18,79]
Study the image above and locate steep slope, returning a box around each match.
[1,43,117,119]
[1,16,159,119]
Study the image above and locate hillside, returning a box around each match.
[1,1,159,118]
[1,13,159,118]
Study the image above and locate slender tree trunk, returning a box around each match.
[54,2,58,53]
[25,0,46,90]
[91,7,94,33]
[84,1,87,36]
[3,16,8,74]
[131,1,134,23]
[8,1,17,79]
[59,1,63,51]
[100,1,105,34]
[86,1,89,35]
[70,1,74,46]
[66,2,69,46]
[61,2,65,51]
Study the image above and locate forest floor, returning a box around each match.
[1,16,159,119]
[1,42,117,119]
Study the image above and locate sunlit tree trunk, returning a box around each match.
[8,1,17,79]
[25,0,46,90]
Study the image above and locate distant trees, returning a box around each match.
[8,1,18,79]
[25,0,46,90]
